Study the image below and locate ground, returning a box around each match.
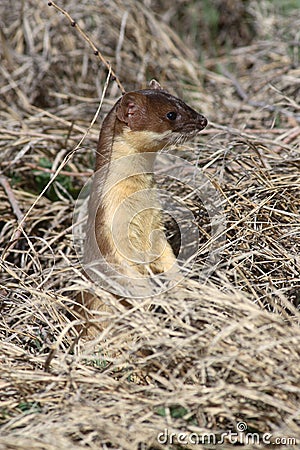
[0,1,299,449]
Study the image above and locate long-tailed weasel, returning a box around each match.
[77,80,207,312]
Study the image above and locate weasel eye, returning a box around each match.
[166,111,177,121]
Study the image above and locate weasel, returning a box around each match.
[76,80,207,324]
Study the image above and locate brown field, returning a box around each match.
[0,1,299,449]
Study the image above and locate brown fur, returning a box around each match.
[75,80,207,333]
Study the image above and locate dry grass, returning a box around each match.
[0,1,300,449]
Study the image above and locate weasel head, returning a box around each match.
[114,80,207,152]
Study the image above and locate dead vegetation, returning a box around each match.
[0,1,300,449]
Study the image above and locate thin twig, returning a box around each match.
[2,69,112,261]
[47,1,126,95]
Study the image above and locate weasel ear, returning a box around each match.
[149,79,163,90]
[116,93,143,127]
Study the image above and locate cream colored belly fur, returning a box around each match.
[97,171,177,277]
